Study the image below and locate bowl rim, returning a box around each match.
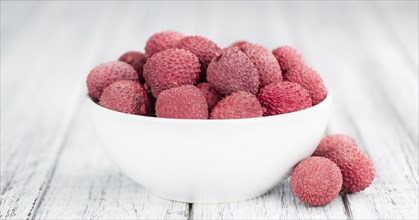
[87,92,331,123]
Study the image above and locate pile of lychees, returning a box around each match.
[86,31,327,119]
[86,31,374,206]
[292,134,374,206]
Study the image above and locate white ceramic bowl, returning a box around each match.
[87,93,332,203]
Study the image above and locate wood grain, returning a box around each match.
[1,1,418,219]
[288,2,418,219]
[34,101,189,219]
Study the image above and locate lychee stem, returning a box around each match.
[214,52,221,60]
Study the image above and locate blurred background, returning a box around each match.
[2,1,417,106]
[1,1,418,219]
[2,1,417,91]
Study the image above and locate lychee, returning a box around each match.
[230,40,249,48]
[87,61,138,100]
[210,91,262,119]
[177,36,220,70]
[143,48,201,97]
[207,46,259,95]
[145,31,184,57]
[313,135,375,193]
[272,46,304,74]
[284,65,327,105]
[240,43,282,87]
[197,82,221,111]
[99,80,149,115]
[313,134,357,156]
[257,81,312,116]
[155,85,208,119]
[291,156,343,206]
[118,51,147,82]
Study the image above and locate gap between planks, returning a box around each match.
[28,95,85,220]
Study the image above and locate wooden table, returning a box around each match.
[1,1,418,219]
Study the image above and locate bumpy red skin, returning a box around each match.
[118,51,147,83]
[257,81,312,116]
[210,91,263,119]
[313,135,375,193]
[143,48,201,98]
[145,31,184,57]
[99,80,149,115]
[291,157,343,206]
[272,46,304,74]
[155,85,208,119]
[207,47,259,95]
[230,41,249,48]
[314,134,357,156]
[240,43,282,87]
[284,65,327,105]
[177,36,220,70]
[87,61,138,100]
[197,83,221,111]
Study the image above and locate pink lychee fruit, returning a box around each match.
[99,80,149,115]
[230,40,249,48]
[284,64,327,105]
[197,82,221,111]
[143,48,201,98]
[177,36,220,70]
[313,134,375,193]
[207,46,259,95]
[291,156,343,206]
[87,61,138,100]
[210,91,263,119]
[145,31,184,57]
[257,81,312,116]
[118,51,147,82]
[240,43,282,87]
[155,85,208,119]
[272,46,304,74]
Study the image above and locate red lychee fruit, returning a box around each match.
[143,48,201,97]
[118,51,147,83]
[313,134,375,193]
[284,65,327,105]
[145,31,184,57]
[240,43,282,87]
[210,91,263,119]
[197,82,221,111]
[257,81,312,116]
[207,46,259,95]
[230,40,249,48]
[155,85,208,119]
[272,46,304,74]
[87,61,138,100]
[177,36,220,70]
[291,156,343,206]
[313,134,357,156]
[99,80,149,115]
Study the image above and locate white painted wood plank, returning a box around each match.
[374,1,418,72]
[0,2,110,219]
[34,100,189,219]
[0,2,188,219]
[287,2,418,219]
[192,183,347,220]
[1,2,188,219]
